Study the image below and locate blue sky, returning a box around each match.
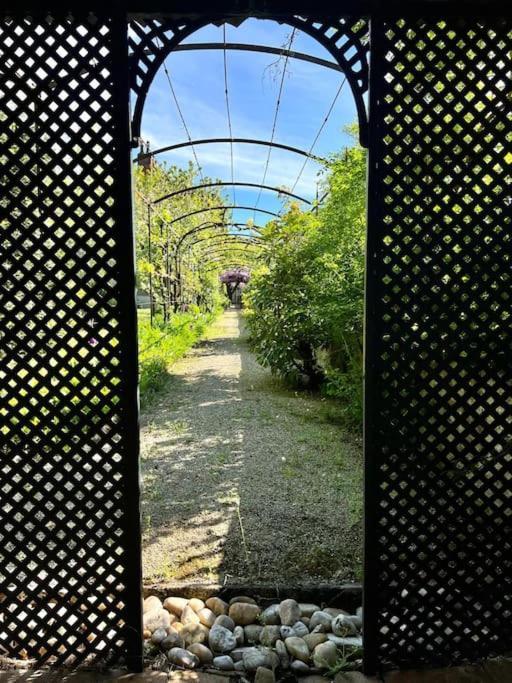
[137,18,357,226]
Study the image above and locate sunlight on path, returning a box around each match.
[141,309,362,587]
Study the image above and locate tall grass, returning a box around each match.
[138,307,218,408]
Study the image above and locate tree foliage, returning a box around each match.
[245,141,367,427]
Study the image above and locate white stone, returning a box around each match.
[167,647,199,669]
[332,614,358,637]
[163,597,188,617]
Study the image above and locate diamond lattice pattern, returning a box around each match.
[369,17,512,668]
[0,13,136,666]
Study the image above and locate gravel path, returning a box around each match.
[141,309,363,587]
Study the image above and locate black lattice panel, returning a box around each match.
[0,11,141,667]
[364,17,512,670]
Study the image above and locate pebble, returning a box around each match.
[299,603,320,618]
[332,614,358,637]
[324,607,349,618]
[280,626,294,640]
[231,647,254,662]
[301,617,310,627]
[187,643,213,665]
[161,631,184,650]
[260,604,280,625]
[242,647,278,671]
[348,615,362,630]
[255,666,276,683]
[144,596,163,613]
[143,629,151,639]
[214,614,235,631]
[304,633,327,651]
[279,598,301,626]
[244,624,263,643]
[290,660,310,674]
[326,634,363,648]
[229,602,261,625]
[206,597,229,616]
[309,611,332,632]
[234,660,246,672]
[181,604,200,626]
[259,625,281,647]
[197,607,216,628]
[143,609,171,633]
[150,628,167,645]
[167,647,199,669]
[188,598,205,613]
[313,641,338,669]
[163,597,188,617]
[275,639,289,669]
[213,655,234,670]
[209,625,237,653]
[356,606,363,619]
[234,625,245,646]
[171,622,184,634]
[291,621,309,638]
[284,636,310,663]
[229,595,257,605]
[181,623,209,646]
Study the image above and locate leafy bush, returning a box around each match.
[245,138,366,429]
[138,308,218,407]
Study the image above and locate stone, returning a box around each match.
[290,660,310,674]
[213,655,234,670]
[306,631,328,648]
[312,641,338,669]
[181,604,201,626]
[275,640,289,669]
[324,607,349,618]
[260,604,280,625]
[347,615,362,630]
[356,607,362,619]
[187,643,213,665]
[332,614,358,637]
[164,597,188,617]
[255,666,275,683]
[326,634,362,648]
[144,596,163,613]
[309,611,332,632]
[198,608,216,628]
[214,615,235,631]
[151,628,167,645]
[229,602,261,626]
[167,647,199,669]
[209,625,237,654]
[299,603,320,618]
[242,647,278,672]
[280,626,294,640]
[161,631,184,650]
[234,660,246,672]
[302,617,310,627]
[143,629,152,640]
[171,622,185,634]
[244,624,263,643]
[144,609,171,633]
[292,621,309,638]
[231,647,254,662]
[181,623,210,646]
[188,598,205,613]
[279,598,301,626]
[284,636,310,663]
[229,595,257,605]
[259,625,281,647]
[206,597,229,616]
[234,625,244,646]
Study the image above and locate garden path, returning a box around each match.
[140,308,362,587]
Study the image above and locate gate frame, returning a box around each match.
[2,0,511,675]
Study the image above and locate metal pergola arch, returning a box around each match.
[175,222,264,251]
[136,137,327,164]
[153,181,312,206]
[186,234,263,249]
[167,205,279,224]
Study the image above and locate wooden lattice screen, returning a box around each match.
[0,10,142,667]
[364,15,512,671]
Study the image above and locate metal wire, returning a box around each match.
[290,75,347,195]
[223,25,236,203]
[253,28,296,218]
[158,38,205,182]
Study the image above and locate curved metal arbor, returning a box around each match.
[128,16,369,146]
[153,181,312,205]
[136,137,326,164]
[176,222,264,251]
[167,205,279,224]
